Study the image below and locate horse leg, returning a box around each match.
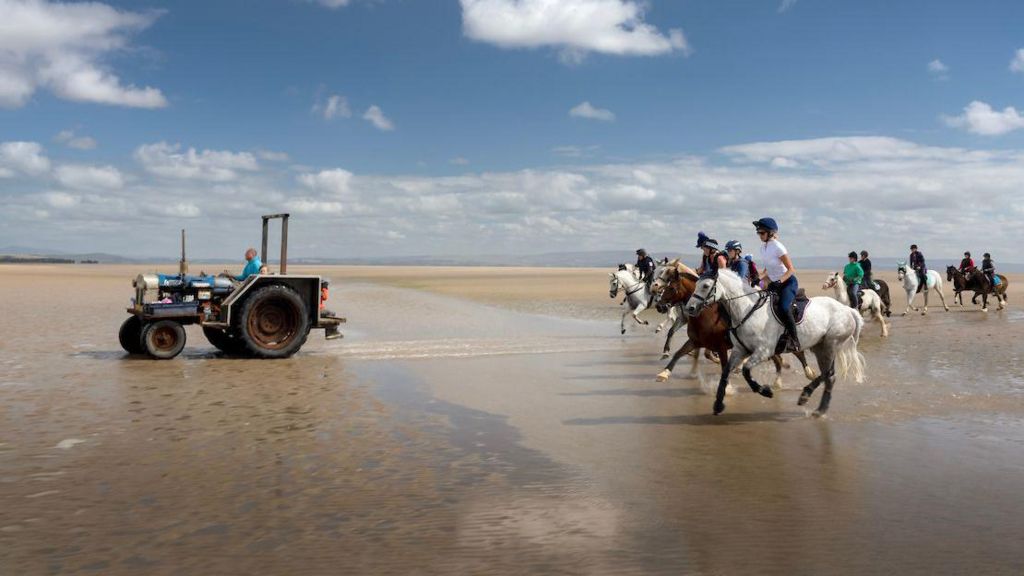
[714,348,747,415]
[793,350,816,380]
[739,350,774,399]
[620,307,629,334]
[904,290,914,315]
[770,355,784,390]
[633,303,649,326]
[874,299,889,337]
[661,316,683,359]
[921,288,929,315]
[981,290,988,312]
[814,360,838,417]
[657,339,695,382]
[798,350,829,407]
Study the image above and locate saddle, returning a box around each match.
[769,288,810,325]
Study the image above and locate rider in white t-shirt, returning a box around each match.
[754,217,801,353]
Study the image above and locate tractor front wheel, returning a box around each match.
[118,316,145,355]
[238,285,310,358]
[141,320,187,360]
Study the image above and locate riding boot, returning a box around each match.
[775,310,801,355]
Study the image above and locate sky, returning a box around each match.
[2,0,1024,261]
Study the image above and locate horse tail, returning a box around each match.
[835,310,866,384]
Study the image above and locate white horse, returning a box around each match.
[609,266,653,334]
[822,272,889,338]
[684,269,865,417]
[896,262,950,315]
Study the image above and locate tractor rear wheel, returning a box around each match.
[141,320,187,360]
[238,285,310,358]
[118,316,145,355]
[203,326,249,356]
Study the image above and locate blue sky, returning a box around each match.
[2,0,1024,259]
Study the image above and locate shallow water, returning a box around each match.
[1,265,1023,574]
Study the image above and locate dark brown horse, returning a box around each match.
[651,261,815,400]
[946,266,1007,311]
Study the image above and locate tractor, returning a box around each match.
[118,213,344,359]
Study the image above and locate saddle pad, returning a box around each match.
[769,291,810,325]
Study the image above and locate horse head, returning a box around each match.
[608,272,619,298]
[946,265,956,282]
[684,267,720,318]
[822,272,840,290]
[896,261,907,280]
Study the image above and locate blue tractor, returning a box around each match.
[118,214,344,359]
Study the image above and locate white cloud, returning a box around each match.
[54,129,98,150]
[0,0,167,108]
[0,141,51,176]
[778,0,797,13]
[4,135,1024,259]
[459,0,690,63]
[298,168,354,196]
[315,0,353,7]
[134,142,260,181]
[313,94,352,120]
[943,101,1024,136]
[55,164,124,190]
[1011,49,1024,74]
[450,157,470,165]
[569,101,615,122]
[363,105,395,131]
[927,59,949,80]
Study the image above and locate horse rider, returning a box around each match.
[698,238,728,276]
[754,217,801,354]
[725,240,749,281]
[636,249,656,290]
[982,252,996,288]
[844,251,864,310]
[959,251,975,274]
[695,231,711,273]
[910,244,928,290]
[859,250,875,290]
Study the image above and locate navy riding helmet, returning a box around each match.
[695,231,710,248]
[725,240,742,252]
[752,217,779,232]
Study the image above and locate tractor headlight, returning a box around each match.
[197,290,212,300]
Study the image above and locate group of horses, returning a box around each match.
[608,257,1010,417]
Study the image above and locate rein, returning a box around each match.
[693,275,771,354]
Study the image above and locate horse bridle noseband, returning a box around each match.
[690,273,771,354]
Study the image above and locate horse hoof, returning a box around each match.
[797,392,810,406]
[982,308,988,313]
[812,410,828,419]
[759,386,774,399]
[656,370,671,382]
[660,353,669,360]
[713,402,725,415]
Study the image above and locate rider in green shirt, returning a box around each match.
[843,252,864,310]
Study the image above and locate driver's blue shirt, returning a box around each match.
[236,256,262,281]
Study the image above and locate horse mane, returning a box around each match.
[669,259,699,281]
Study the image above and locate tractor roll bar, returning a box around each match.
[261,213,289,274]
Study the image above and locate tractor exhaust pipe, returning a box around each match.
[179,229,189,276]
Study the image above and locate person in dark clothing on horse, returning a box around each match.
[859,250,874,290]
[844,252,864,310]
[959,251,975,274]
[698,238,727,276]
[636,249,656,290]
[725,240,749,281]
[982,253,996,288]
[910,244,928,289]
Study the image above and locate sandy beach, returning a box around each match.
[2,263,1023,575]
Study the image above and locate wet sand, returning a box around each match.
[2,264,1023,574]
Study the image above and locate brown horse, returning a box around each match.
[946,266,1007,311]
[651,261,815,396]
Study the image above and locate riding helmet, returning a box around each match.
[752,217,779,232]
[848,251,858,259]
[725,240,742,252]
[695,231,709,248]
